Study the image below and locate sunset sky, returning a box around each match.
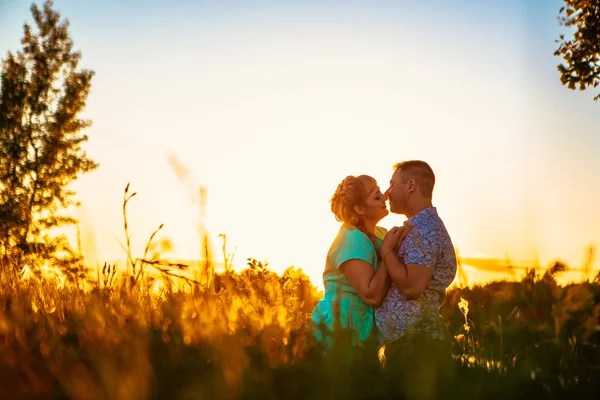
[1,0,599,288]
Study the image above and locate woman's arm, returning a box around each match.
[341,259,391,307]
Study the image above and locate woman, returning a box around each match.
[311,175,408,349]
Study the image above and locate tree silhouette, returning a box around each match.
[0,1,96,278]
[555,0,600,101]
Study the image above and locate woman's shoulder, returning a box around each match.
[374,226,388,241]
[338,224,371,243]
[329,224,377,264]
[338,224,387,241]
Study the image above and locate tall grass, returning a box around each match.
[0,185,599,399]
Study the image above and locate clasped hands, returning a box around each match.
[381,223,413,262]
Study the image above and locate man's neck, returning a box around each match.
[405,200,433,219]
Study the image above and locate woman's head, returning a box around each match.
[330,175,389,228]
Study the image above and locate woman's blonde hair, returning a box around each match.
[330,175,378,227]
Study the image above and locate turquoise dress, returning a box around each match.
[311,224,387,348]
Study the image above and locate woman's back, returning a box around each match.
[312,224,387,346]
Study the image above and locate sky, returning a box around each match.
[1,0,599,288]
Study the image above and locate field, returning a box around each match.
[0,252,599,400]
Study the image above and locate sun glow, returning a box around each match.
[2,0,595,290]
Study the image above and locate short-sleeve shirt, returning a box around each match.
[322,224,387,290]
[311,224,387,346]
[375,207,457,344]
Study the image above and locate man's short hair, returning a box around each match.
[393,160,435,199]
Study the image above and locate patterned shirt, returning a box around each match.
[375,207,457,344]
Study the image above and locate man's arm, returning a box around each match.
[382,252,432,300]
[381,226,435,300]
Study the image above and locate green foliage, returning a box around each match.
[555,0,600,101]
[0,0,96,276]
[0,256,600,399]
[443,268,600,384]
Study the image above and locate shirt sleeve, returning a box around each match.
[403,226,439,269]
[329,228,375,270]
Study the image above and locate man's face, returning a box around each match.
[384,169,408,215]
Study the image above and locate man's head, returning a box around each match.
[384,160,435,216]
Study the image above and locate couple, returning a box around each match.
[312,160,457,364]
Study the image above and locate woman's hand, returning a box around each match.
[382,225,413,257]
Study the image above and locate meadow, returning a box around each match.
[1,225,599,399]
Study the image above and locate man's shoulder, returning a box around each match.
[405,214,454,256]
[409,217,445,240]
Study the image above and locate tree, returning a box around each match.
[0,1,97,278]
[555,1,600,101]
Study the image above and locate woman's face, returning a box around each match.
[357,187,389,222]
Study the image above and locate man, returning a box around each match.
[377,160,457,394]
